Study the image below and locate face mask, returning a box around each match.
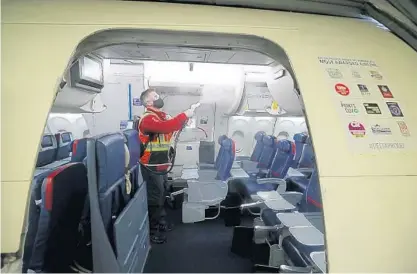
[153,98,164,109]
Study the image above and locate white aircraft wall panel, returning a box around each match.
[228,116,275,157]
[273,117,307,140]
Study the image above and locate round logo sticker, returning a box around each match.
[335,83,350,96]
[348,121,366,138]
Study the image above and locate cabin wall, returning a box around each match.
[83,60,145,135]
[227,116,306,156]
[3,2,417,272]
[46,113,89,139]
[273,117,307,139]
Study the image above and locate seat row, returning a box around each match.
[23,130,148,273]
[223,132,326,272]
[35,132,74,169]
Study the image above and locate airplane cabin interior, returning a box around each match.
[6,30,326,273]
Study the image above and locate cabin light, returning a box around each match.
[273,69,285,80]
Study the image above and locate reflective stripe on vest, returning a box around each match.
[139,111,172,170]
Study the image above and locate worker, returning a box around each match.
[138,88,197,244]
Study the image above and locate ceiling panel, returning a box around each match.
[93,44,276,65]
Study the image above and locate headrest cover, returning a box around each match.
[262,135,275,147]
[293,133,307,143]
[218,135,228,145]
[221,138,233,150]
[124,144,130,169]
[255,131,266,141]
[278,140,292,153]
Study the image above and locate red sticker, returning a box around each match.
[335,83,350,96]
[348,122,366,138]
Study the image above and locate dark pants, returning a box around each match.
[141,166,166,227]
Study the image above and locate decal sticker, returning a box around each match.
[371,124,392,135]
[363,103,382,114]
[348,122,366,138]
[132,97,142,106]
[326,68,343,79]
[386,102,403,117]
[397,121,410,137]
[335,83,350,96]
[378,85,393,98]
[120,120,128,130]
[200,116,208,125]
[340,102,359,114]
[357,84,370,96]
[370,71,383,80]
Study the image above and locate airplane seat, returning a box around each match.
[296,137,315,176]
[240,131,265,173]
[228,139,295,201]
[269,140,294,179]
[214,134,228,169]
[23,163,88,273]
[254,135,278,177]
[181,138,234,223]
[55,132,73,161]
[95,133,128,237]
[292,133,307,167]
[95,133,150,272]
[35,134,58,167]
[70,138,87,163]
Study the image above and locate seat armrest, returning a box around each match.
[252,264,281,273]
[257,178,286,185]
[297,168,313,177]
[279,265,313,273]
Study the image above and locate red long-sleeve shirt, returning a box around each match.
[139,107,188,134]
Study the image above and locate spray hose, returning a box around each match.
[139,121,185,176]
[139,102,201,176]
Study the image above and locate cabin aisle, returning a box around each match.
[144,208,252,273]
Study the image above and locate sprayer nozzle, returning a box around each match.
[191,102,201,111]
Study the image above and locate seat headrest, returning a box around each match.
[41,134,57,149]
[293,133,307,143]
[123,129,141,168]
[218,135,228,145]
[221,138,233,150]
[278,140,292,153]
[262,135,276,147]
[255,131,266,141]
[71,138,87,162]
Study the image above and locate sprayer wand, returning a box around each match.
[140,102,202,176]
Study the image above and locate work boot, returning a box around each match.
[150,230,167,244]
[158,219,174,232]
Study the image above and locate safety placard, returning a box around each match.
[318,56,414,153]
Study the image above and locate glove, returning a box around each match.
[184,108,195,118]
[184,102,201,118]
